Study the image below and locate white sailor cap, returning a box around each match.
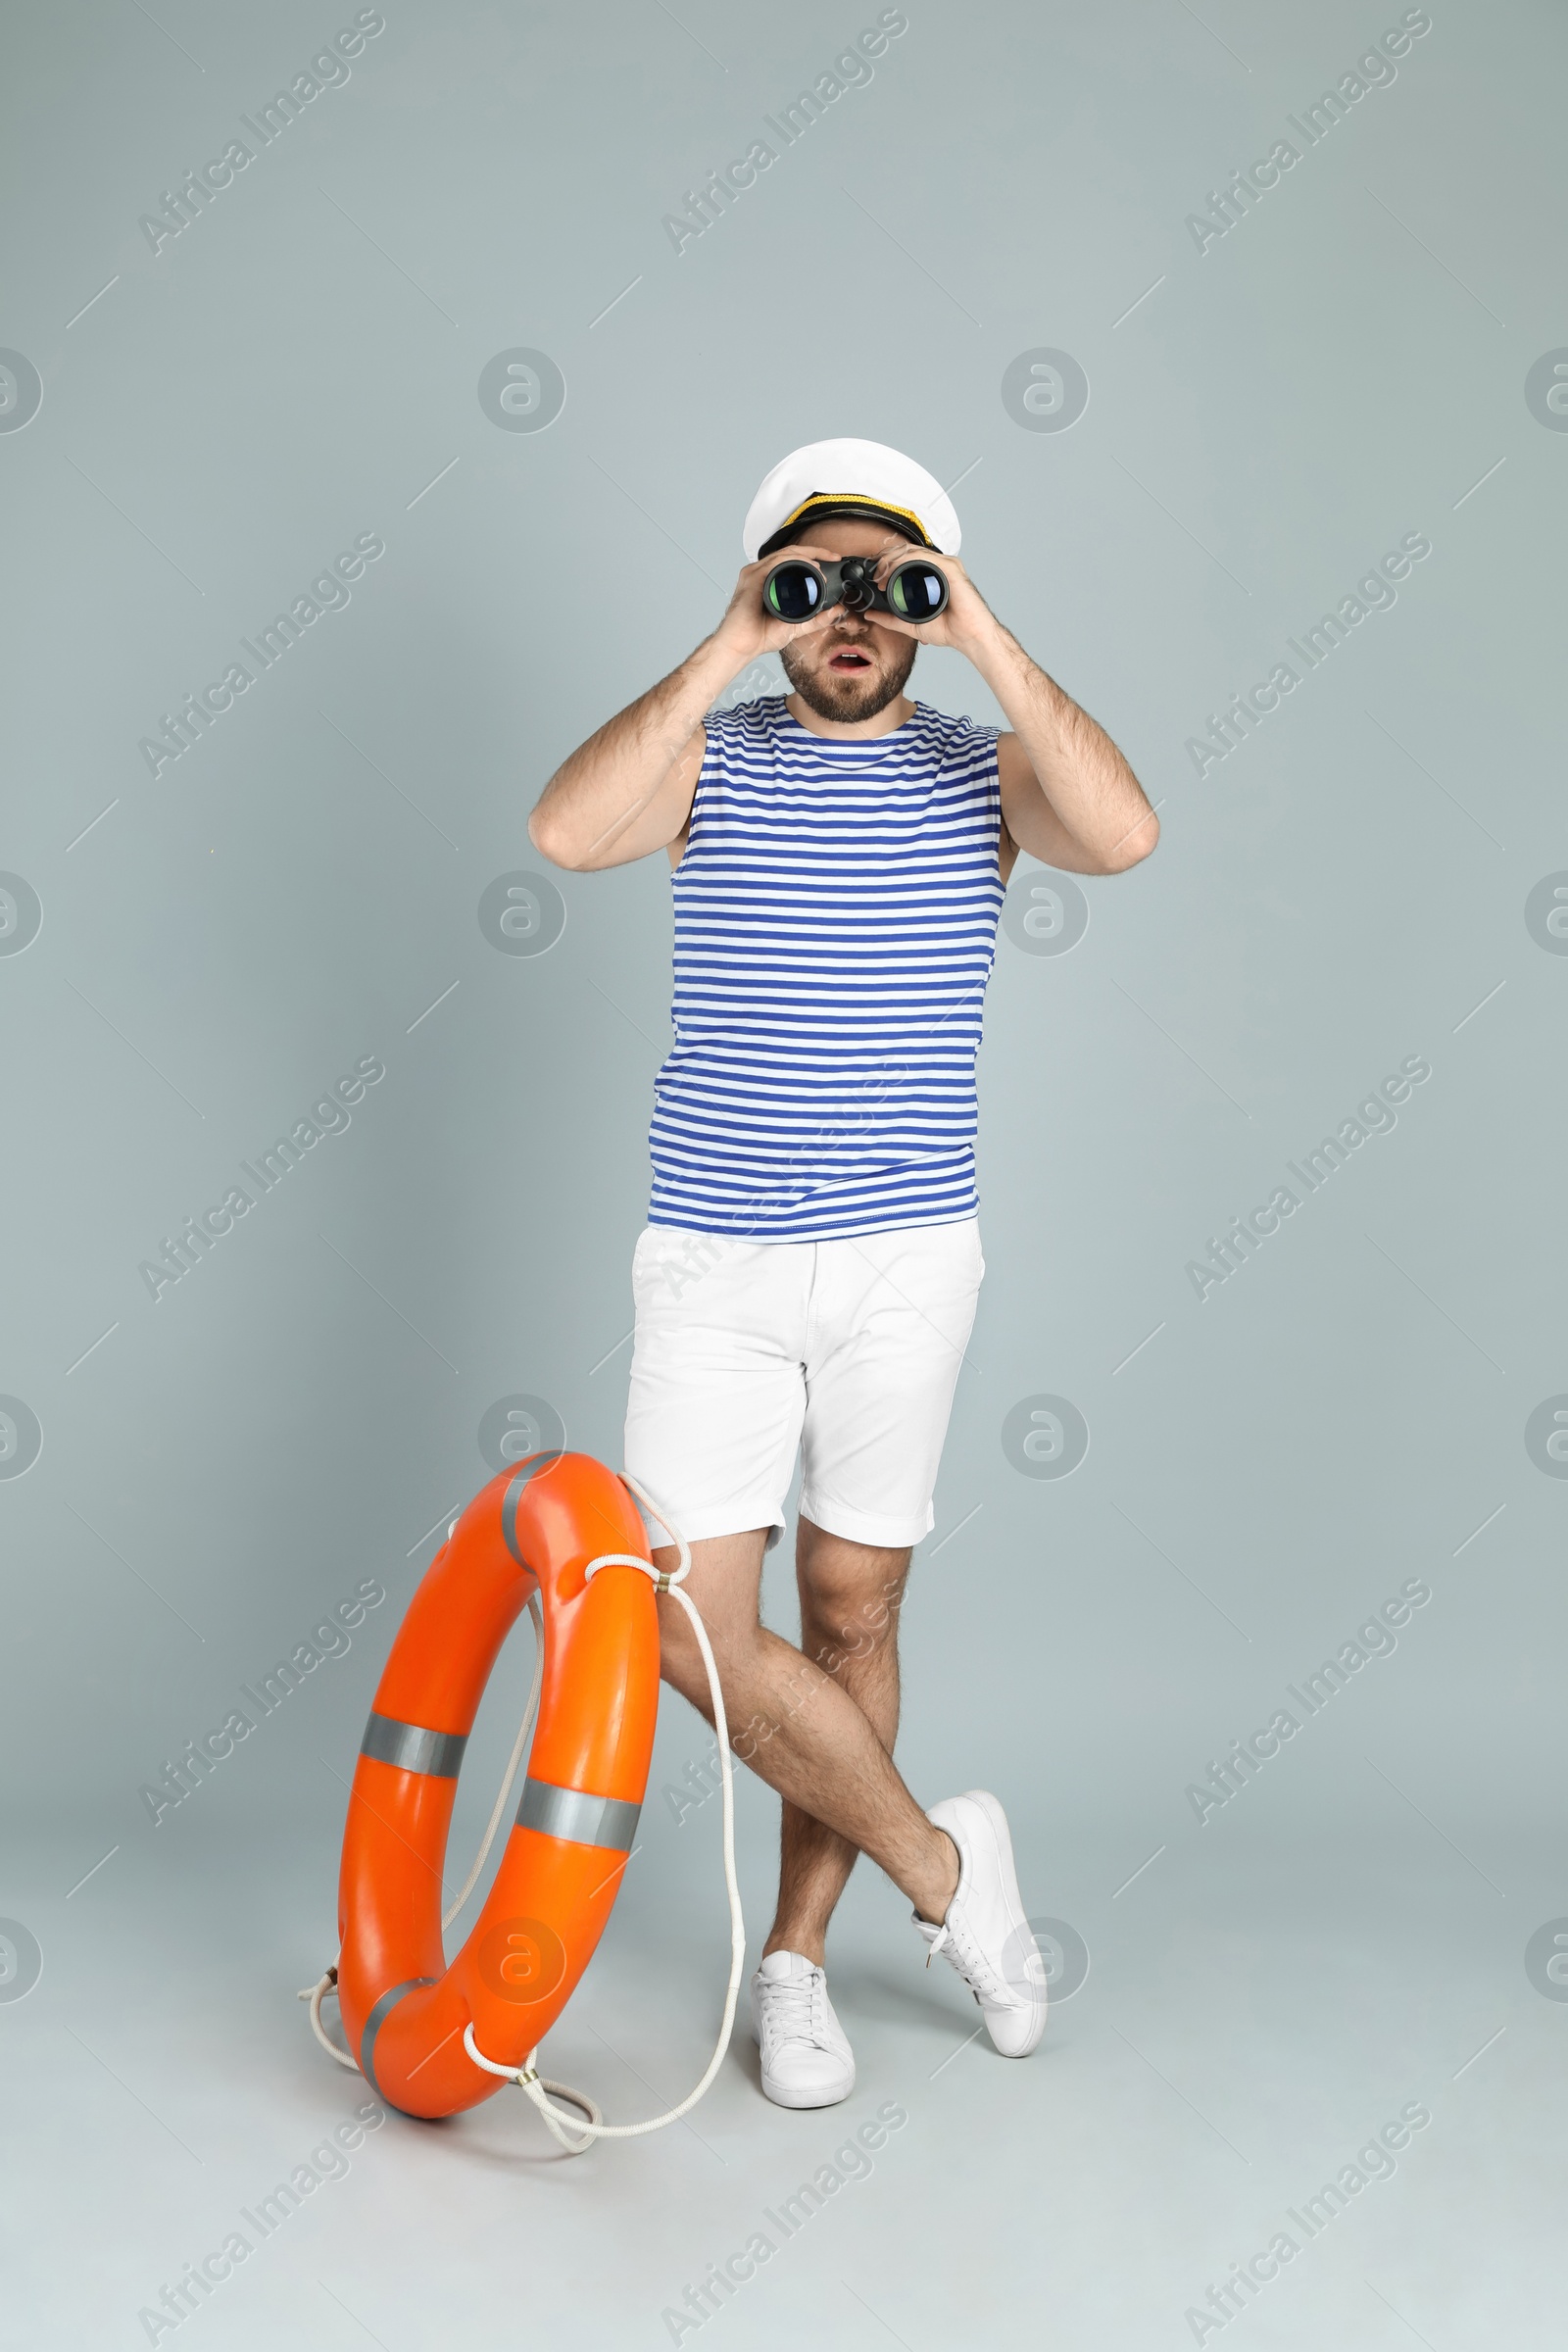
[742,436,961,563]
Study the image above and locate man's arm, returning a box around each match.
[869,550,1158,877]
[527,555,841,872]
[988,631,1157,877]
[527,642,720,873]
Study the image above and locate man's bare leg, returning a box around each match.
[653,1527,956,1929]
[763,1519,910,1966]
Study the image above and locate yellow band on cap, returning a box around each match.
[775,490,933,543]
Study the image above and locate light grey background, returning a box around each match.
[3,2,1565,2346]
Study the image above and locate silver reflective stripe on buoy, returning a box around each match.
[359,1975,436,2102]
[360,1712,468,1778]
[501,1452,564,1568]
[515,1777,641,1851]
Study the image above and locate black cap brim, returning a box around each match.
[756,500,934,562]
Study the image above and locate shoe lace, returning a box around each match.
[924,1912,1010,2006]
[760,1971,823,2046]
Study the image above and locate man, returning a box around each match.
[529,439,1157,2107]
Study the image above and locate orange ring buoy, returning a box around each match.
[335,1450,660,2119]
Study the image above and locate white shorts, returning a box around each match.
[622,1216,984,1554]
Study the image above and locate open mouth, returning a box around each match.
[828,648,872,671]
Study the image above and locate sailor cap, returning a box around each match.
[742,436,962,563]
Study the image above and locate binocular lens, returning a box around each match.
[763,562,823,622]
[886,564,948,622]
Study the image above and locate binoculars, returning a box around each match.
[761,552,949,626]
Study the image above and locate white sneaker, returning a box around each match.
[750,1949,856,2108]
[912,1790,1046,2058]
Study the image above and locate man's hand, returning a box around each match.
[714,540,858,663]
[860,540,997,658]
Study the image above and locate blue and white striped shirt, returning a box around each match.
[647,695,1004,1241]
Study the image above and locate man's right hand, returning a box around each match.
[712,543,848,664]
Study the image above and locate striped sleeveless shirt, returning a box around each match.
[647,694,1004,1241]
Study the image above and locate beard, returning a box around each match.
[780,629,917,722]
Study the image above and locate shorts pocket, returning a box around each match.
[631,1224,664,1298]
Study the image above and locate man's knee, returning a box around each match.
[658,1612,711,1701]
[799,1558,908,1672]
[658,1627,704,1703]
[657,1600,759,1695]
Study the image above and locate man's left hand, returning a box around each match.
[865,542,995,658]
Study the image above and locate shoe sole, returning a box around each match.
[956,1788,1047,2057]
[757,2071,857,2109]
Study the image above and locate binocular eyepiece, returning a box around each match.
[761,553,949,626]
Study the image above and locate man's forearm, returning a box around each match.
[529,629,744,869]
[962,615,1155,870]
